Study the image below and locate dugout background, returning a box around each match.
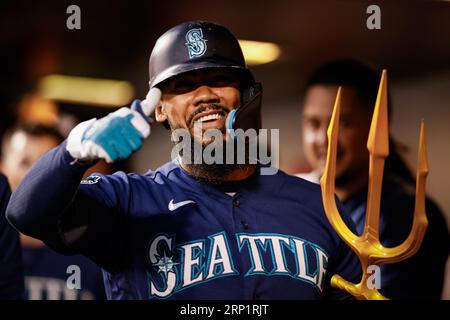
[1,0,450,231]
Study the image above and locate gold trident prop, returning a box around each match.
[320,70,429,300]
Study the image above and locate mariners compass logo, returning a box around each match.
[185,28,207,59]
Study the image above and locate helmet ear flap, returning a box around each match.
[226,82,263,135]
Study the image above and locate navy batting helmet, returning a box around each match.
[149,21,254,89]
[148,21,262,133]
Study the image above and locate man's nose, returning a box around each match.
[315,127,328,146]
[192,85,220,107]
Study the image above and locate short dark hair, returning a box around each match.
[304,59,383,112]
[2,123,64,155]
[303,59,414,185]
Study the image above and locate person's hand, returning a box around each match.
[66,100,150,163]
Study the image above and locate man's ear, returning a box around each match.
[154,105,167,123]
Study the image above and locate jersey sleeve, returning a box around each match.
[6,141,92,243]
[0,175,24,299]
[6,141,131,273]
[56,171,134,272]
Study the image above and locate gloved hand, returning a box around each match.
[66,99,151,163]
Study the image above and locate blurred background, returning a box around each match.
[1,0,450,229]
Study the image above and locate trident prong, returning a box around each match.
[320,70,429,300]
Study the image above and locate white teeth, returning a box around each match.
[195,113,222,123]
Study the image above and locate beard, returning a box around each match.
[182,137,256,184]
[168,114,257,184]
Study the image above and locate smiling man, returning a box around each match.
[298,59,449,299]
[6,21,361,300]
[156,67,257,182]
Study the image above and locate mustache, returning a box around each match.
[187,104,229,127]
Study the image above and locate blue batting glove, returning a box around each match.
[66,101,151,163]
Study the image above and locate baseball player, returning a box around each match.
[2,124,105,300]
[6,21,361,300]
[0,174,24,299]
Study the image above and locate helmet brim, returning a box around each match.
[150,61,253,89]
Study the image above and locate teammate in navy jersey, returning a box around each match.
[298,59,449,299]
[6,21,361,300]
[0,174,24,299]
[1,124,105,300]
[22,247,105,300]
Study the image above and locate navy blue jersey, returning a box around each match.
[7,143,361,300]
[0,174,24,299]
[344,177,450,299]
[22,247,105,300]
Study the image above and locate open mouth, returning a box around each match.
[194,112,225,123]
[191,108,228,128]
